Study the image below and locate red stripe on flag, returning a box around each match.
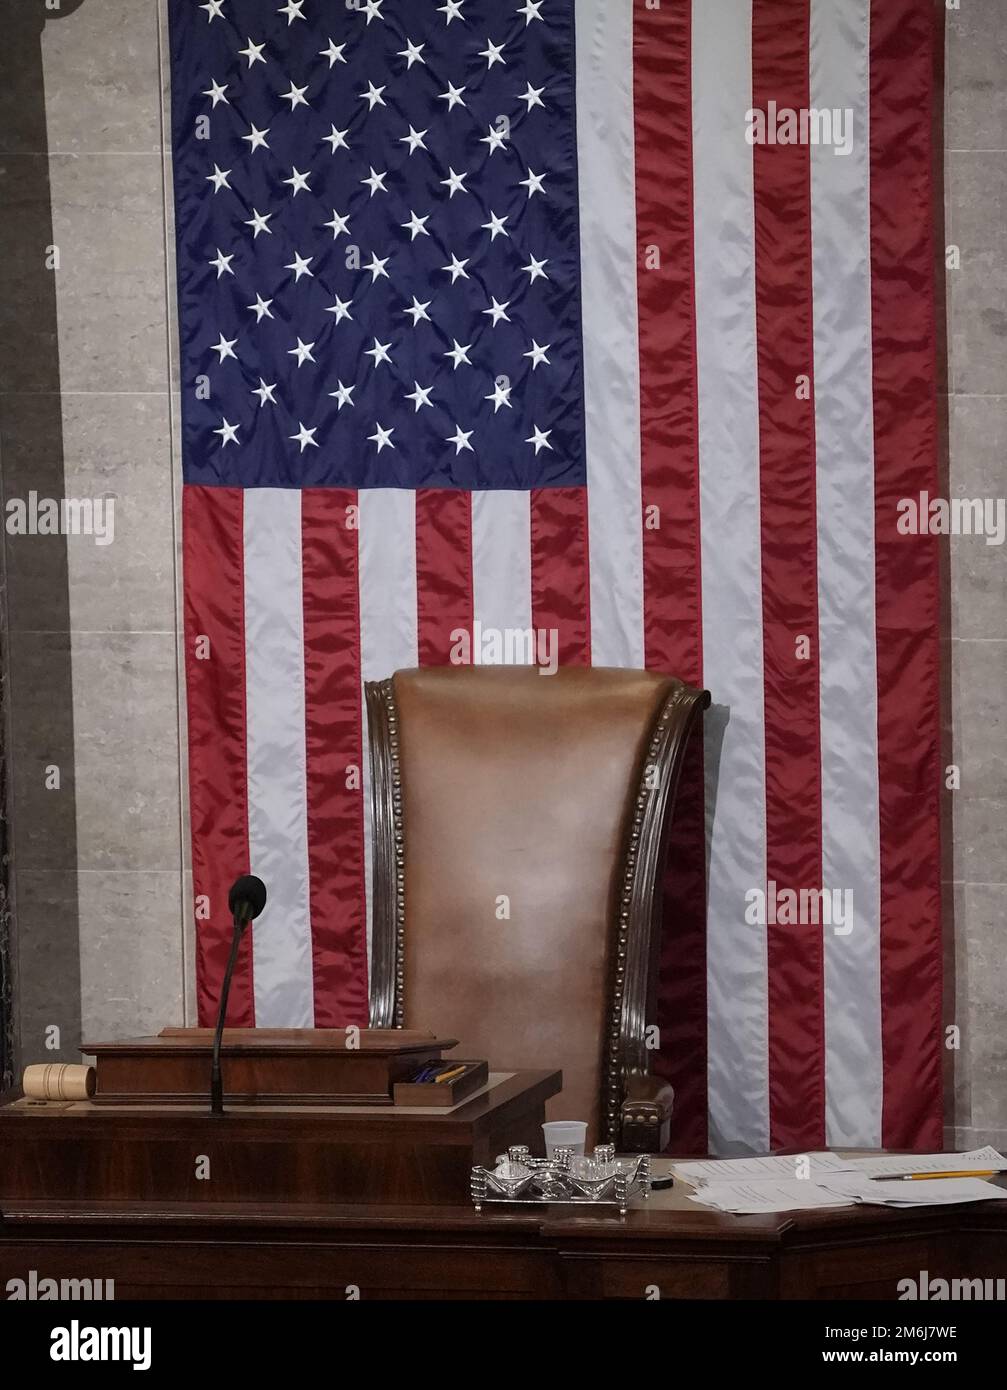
[869,0,943,1149]
[752,0,825,1151]
[633,0,708,1153]
[530,487,590,666]
[415,489,473,666]
[183,485,255,1027]
[301,489,369,1027]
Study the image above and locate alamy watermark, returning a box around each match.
[5,490,115,546]
[50,1320,151,1371]
[745,103,853,156]
[745,881,852,934]
[449,621,558,674]
[898,1270,1006,1301]
[7,1270,114,1300]
[897,492,1006,546]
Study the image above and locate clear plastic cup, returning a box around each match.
[542,1120,588,1157]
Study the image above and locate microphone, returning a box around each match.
[210,875,267,1116]
[228,874,267,927]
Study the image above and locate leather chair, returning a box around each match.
[365,666,709,1151]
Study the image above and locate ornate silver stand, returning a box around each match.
[471,1145,650,1216]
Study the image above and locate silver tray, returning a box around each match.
[471,1145,651,1215]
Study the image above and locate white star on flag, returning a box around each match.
[482,212,509,240]
[445,340,472,369]
[280,82,309,110]
[526,425,553,454]
[361,167,388,195]
[203,79,228,106]
[238,38,266,67]
[288,337,316,367]
[368,423,395,452]
[209,248,234,278]
[242,124,270,152]
[359,82,387,110]
[400,126,429,154]
[365,338,393,369]
[285,252,314,281]
[442,255,470,283]
[210,333,237,362]
[447,425,475,454]
[406,383,435,412]
[245,209,273,237]
[323,126,350,153]
[290,422,319,452]
[402,211,431,240]
[323,210,351,238]
[283,167,311,195]
[326,296,353,323]
[520,169,548,198]
[438,82,467,110]
[248,294,274,322]
[441,168,469,197]
[206,164,231,193]
[404,297,432,326]
[364,253,391,281]
[214,416,239,446]
[319,39,347,67]
[398,40,425,68]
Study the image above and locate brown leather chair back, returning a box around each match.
[366,665,708,1143]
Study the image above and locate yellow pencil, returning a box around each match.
[899,1170,998,1181]
[432,1065,467,1085]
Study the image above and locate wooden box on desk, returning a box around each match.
[85,1027,457,1106]
[0,1071,561,1207]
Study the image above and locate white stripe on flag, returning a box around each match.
[692,0,770,1154]
[576,0,645,668]
[471,490,532,654]
[243,487,314,1026]
[358,488,418,979]
[810,0,883,1148]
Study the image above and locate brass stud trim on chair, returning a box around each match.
[364,676,407,1029]
[600,681,704,1146]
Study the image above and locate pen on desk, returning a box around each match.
[898,1170,998,1181]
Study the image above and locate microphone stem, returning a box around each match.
[210,916,245,1116]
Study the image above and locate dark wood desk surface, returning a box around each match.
[3,1178,1005,1300]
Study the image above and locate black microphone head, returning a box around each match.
[228,874,267,923]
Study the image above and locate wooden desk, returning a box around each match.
[0,1072,560,1208]
[2,1181,1005,1300]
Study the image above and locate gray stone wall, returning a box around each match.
[0,0,1002,1148]
[946,1,1007,1149]
[1,0,187,1067]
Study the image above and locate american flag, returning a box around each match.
[170,0,943,1154]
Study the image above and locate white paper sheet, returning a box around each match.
[673,1151,858,1186]
[819,1174,1007,1208]
[687,1179,857,1214]
[841,1146,1007,1180]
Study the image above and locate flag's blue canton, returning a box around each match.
[170,0,585,490]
